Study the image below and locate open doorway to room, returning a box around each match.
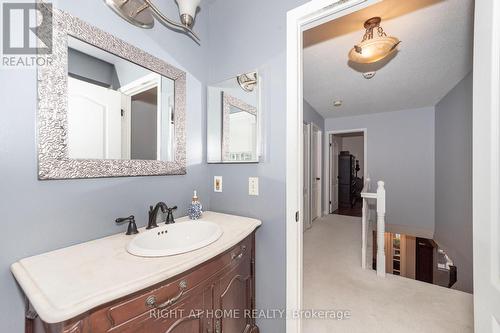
[328,130,365,217]
[287,0,478,332]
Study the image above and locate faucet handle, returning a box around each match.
[115,215,139,235]
[166,206,177,224]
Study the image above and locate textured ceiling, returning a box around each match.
[303,0,474,119]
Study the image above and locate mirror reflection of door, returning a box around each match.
[130,87,158,160]
[67,77,122,159]
[66,35,175,161]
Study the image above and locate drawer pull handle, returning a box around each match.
[146,280,188,309]
[231,245,247,261]
[215,319,221,333]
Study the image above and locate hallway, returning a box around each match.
[303,214,473,333]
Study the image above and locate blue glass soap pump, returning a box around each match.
[188,190,203,220]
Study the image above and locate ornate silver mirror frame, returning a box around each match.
[37,6,186,179]
[221,92,258,162]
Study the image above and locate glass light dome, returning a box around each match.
[348,17,400,64]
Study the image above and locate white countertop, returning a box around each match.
[11,211,261,324]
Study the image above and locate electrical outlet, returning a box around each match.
[248,177,259,196]
[214,176,223,192]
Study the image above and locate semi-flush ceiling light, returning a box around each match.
[104,0,201,42]
[348,17,400,64]
[237,72,258,92]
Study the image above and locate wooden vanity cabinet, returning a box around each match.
[31,233,259,333]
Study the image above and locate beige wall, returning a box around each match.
[405,236,416,279]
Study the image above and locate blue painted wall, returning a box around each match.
[0,0,210,331]
[434,72,473,293]
[206,1,309,331]
[304,100,325,130]
[325,107,436,237]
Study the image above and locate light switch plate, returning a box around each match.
[248,177,259,196]
[214,176,223,192]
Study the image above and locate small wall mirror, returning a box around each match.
[37,8,186,179]
[207,72,261,163]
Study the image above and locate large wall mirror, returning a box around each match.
[207,72,261,163]
[37,7,186,179]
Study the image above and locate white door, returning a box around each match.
[473,0,500,331]
[67,77,122,159]
[311,124,322,221]
[303,123,311,231]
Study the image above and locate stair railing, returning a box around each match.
[361,179,386,277]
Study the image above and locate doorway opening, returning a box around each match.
[286,0,484,332]
[372,232,457,288]
[327,130,366,218]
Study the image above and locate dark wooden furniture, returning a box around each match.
[416,237,434,284]
[338,151,363,208]
[29,234,259,333]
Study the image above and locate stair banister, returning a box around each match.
[376,181,386,277]
[360,179,386,277]
[361,178,371,269]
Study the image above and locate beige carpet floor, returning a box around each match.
[303,214,473,333]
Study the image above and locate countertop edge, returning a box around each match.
[11,212,261,324]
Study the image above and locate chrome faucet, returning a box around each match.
[147,202,168,229]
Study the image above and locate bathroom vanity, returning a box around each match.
[11,212,261,333]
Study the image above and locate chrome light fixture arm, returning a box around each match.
[143,0,200,43]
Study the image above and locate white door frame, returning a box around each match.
[286,1,381,332]
[303,123,312,231]
[324,129,368,215]
[119,73,165,160]
[472,0,500,331]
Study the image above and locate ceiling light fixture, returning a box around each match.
[348,17,400,64]
[104,0,201,42]
[237,72,258,92]
[333,100,343,107]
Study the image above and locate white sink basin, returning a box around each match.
[127,221,223,257]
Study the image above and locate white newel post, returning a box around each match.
[376,181,386,277]
[361,197,367,269]
[361,177,370,270]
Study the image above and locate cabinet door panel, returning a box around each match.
[215,256,253,333]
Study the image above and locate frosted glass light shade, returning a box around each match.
[176,0,201,18]
[348,36,400,64]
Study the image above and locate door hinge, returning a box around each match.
[121,109,124,117]
[295,211,299,222]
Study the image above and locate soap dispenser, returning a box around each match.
[188,190,203,220]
